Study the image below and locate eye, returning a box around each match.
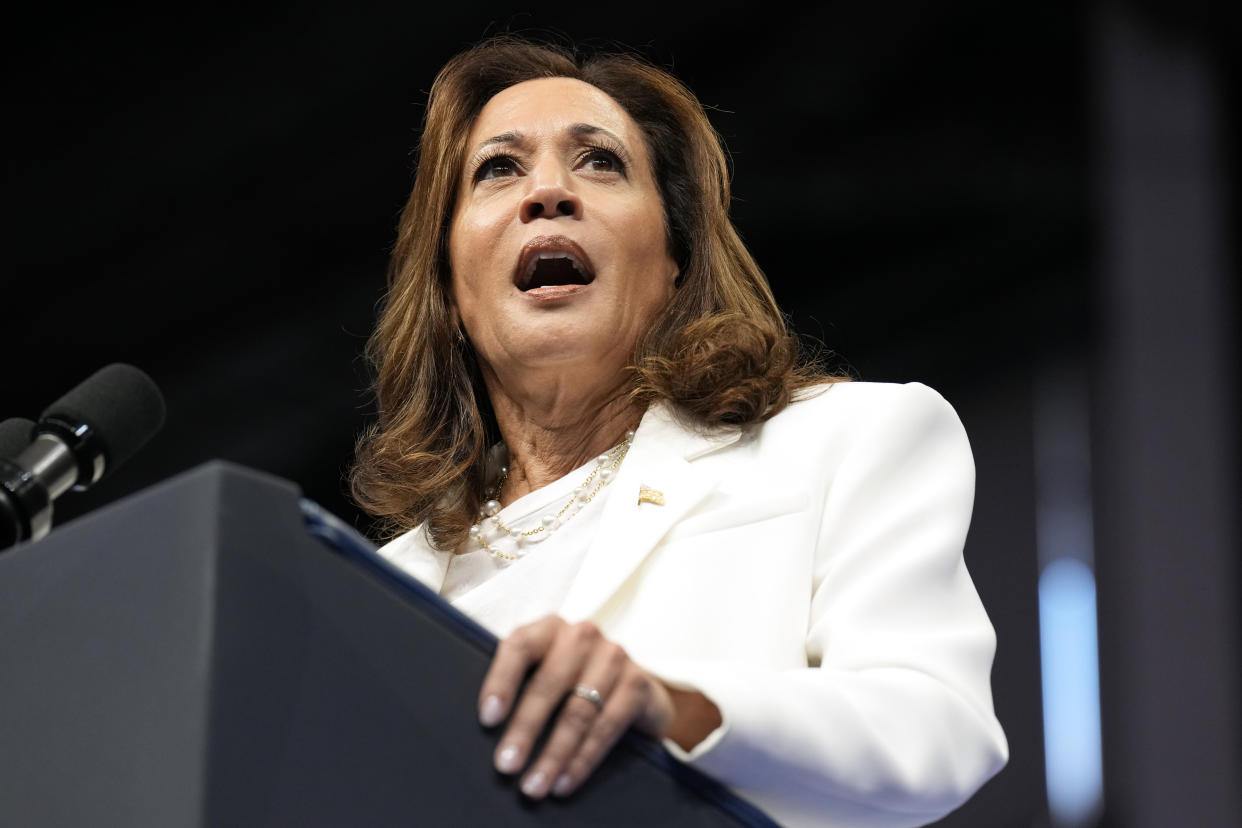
[475,154,520,182]
[578,147,625,174]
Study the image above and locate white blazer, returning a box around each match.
[381,381,1009,827]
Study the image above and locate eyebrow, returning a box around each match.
[478,130,523,149]
[473,123,626,152]
[568,122,624,146]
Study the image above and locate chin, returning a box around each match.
[512,332,629,372]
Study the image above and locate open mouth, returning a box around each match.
[515,236,596,292]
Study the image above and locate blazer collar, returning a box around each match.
[559,402,741,621]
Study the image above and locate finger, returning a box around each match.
[518,639,628,798]
[493,620,601,777]
[552,666,670,798]
[478,615,562,729]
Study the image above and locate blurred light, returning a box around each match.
[1039,558,1103,826]
[1034,362,1103,826]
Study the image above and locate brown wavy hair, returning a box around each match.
[351,37,843,548]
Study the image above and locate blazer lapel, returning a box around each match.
[559,403,740,622]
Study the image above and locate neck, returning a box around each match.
[482,367,642,504]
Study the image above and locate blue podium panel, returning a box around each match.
[0,462,775,827]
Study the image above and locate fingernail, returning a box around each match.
[495,744,522,774]
[552,773,574,797]
[521,770,549,798]
[480,695,505,727]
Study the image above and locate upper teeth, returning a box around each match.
[524,252,586,284]
[538,252,581,269]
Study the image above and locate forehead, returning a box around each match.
[467,77,641,145]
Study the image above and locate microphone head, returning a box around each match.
[39,364,167,487]
[0,417,36,461]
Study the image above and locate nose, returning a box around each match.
[520,163,581,222]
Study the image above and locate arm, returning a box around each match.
[660,383,1008,826]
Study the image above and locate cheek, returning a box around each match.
[449,208,505,281]
[620,201,674,271]
[447,216,483,301]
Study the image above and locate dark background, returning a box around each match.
[3,3,1238,826]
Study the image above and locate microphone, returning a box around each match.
[0,364,166,551]
[0,417,35,461]
[0,418,36,549]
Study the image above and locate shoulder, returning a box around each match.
[663,381,971,491]
[724,381,973,496]
[787,379,956,415]
[761,380,966,446]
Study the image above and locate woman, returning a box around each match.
[352,37,1007,827]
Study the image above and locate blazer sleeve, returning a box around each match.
[658,383,1008,827]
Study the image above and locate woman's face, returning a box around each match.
[448,77,677,390]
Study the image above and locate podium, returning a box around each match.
[0,462,775,827]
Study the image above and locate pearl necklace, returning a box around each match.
[470,431,635,561]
